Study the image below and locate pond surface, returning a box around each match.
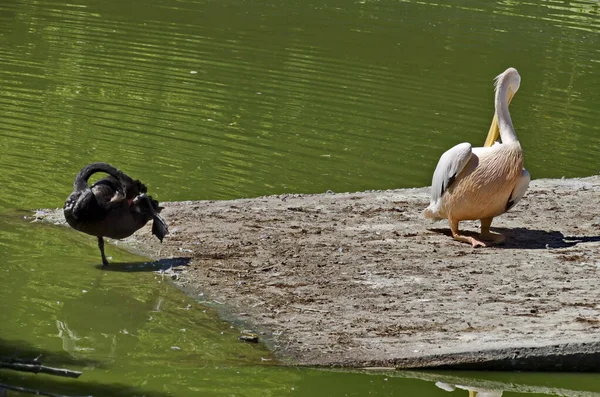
[1,0,600,395]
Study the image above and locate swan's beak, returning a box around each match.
[483,88,515,147]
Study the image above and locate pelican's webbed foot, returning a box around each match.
[452,232,489,248]
[450,219,492,248]
[479,231,505,245]
[451,231,505,248]
[479,217,505,246]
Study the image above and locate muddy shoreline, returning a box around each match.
[40,176,600,370]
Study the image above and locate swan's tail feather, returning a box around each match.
[146,193,169,242]
[152,214,169,242]
[132,193,169,242]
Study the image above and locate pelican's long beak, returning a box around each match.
[483,89,515,147]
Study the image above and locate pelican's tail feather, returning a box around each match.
[423,203,444,222]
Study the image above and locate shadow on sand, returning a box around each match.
[429,227,600,249]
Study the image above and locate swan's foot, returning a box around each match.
[97,236,109,267]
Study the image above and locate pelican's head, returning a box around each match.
[494,67,521,103]
[484,67,521,147]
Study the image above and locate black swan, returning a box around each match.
[64,162,168,266]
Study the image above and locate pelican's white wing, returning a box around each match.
[424,142,473,220]
[430,142,473,203]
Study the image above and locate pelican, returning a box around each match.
[423,67,530,247]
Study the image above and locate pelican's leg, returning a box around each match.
[480,217,505,245]
[449,218,487,248]
[97,236,109,267]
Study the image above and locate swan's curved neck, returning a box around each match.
[73,163,125,191]
[495,82,518,144]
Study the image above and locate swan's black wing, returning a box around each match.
[66,163,132,220]
[133,180,148,195]
[65,189,96,221]
[91,176,125,205]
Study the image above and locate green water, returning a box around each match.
[2,0,600,395]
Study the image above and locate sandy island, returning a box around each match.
[40,176,600,371]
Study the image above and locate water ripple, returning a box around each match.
[1,0,600,211]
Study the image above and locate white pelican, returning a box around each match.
[423,67,530,247]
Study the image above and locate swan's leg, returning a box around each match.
[480,217,505,245]
[450,218,487,248]
[97,236,109,267]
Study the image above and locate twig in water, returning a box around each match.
[0,361,82,378]
[0,382,90,397]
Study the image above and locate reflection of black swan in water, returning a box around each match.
[64,162,168,267]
